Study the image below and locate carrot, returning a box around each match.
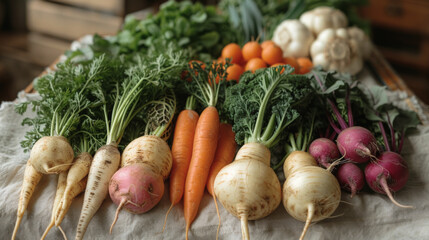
[163,97,199,231]
[206,123,237,238]
[206,123,237,196]
[184,105,220,239]
[41,172,68,240]
[12,161,43,240]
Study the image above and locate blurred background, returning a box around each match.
[0,0,428,103]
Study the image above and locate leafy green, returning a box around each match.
[82,0,236,62]
[223,65,315,148]
[16,56,109,153]
[98,47,187,145]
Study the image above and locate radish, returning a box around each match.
[336,162,364,198]
[365,151,413,208]
[109,163,164,233]
[283,166,341,240]
[308,138,340,168]
[336,126,378,164]
[312,72,379,164]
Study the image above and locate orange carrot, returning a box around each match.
[184,105,220,239]
[206,123,237,196]
[163,97,199,231]
[206,123,237,239]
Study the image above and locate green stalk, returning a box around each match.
[249,75,283,143]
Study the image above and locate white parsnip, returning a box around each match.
[75,144,120,240]
[55,177,88,226]
[60,152,92,213]
[214,143,281,240]
[41,172,68,240]
[12,161,44,240]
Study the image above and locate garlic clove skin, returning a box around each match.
[348,26,373,59]
[300,6,348,36]
[272,19,314,58]
[310,28,364,75]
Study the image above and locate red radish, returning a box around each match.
[309,138,340,168]
[109,163,165,233]
[336,126,379,164]
[364,151,413,208]
[336,162,364,198]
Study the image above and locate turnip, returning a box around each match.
[214,143,281,240]
[308,138,340,168]
[283,151,317,178]
[29,136,75,174]
[109,163,164,233]
[365,151,413,208]
[108,94,176,233]
[336,162,364,198]
[336,126,379,164]
[283,166,341,240]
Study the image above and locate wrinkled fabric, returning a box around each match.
[1,72,429,240]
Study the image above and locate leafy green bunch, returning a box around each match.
[98,0,236,62]
[223,65,315,148]
[16,56,108,153]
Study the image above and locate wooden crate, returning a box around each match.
[27,0,123,41]
[48,0,153,17]
[27,33,71,66]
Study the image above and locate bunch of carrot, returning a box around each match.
[217,40,314,82]
[164,62,238,239]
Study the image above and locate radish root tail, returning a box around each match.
[300,203,315,240]
[110,197,127,234]
[240,214,250,240]
[380,176,414,209]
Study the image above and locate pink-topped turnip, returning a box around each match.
[109,163,165,233]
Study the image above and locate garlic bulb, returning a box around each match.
[272,19,314,58]
[348,26,373,59]
[300,6,348,36]
[311,28,363,75]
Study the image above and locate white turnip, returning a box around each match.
[309,138,340,168]
[336,162,364,198]
[283,166,341,240]
[29,136,74,174]
[283,151,317,178]
[365,151,413,208]
[109,163,164,233]
[336,126,379,164]
[214,143,281,240]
